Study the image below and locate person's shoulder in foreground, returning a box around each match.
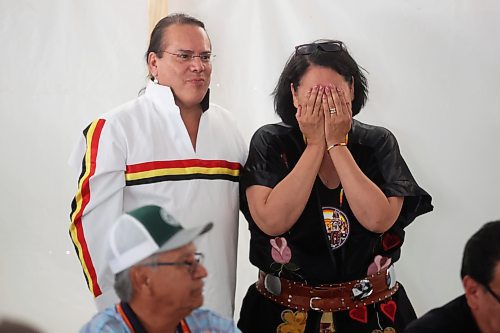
[80,306,241,333]
[79,306,127,333]
[404,295,480,333]
[186,308,241,332]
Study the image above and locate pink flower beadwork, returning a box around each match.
[270,237,292,264]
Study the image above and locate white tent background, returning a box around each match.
[1,1,499,332]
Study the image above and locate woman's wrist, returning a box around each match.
[326,142,347,152]
[308,141,326,151]
[326,134,349,151]
[303,136,326,148]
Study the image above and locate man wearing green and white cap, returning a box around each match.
[80,205,240,333]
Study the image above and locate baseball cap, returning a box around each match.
[107,205,213,274]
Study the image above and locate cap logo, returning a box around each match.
[160,208,181,226]
[127,205,183,247]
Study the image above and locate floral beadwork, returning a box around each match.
[276,309,307,333]
[271,237,291,263]
[367,255,392,275]
[269,237,300,276]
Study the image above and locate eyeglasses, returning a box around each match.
[161,51,213,63]
[295,41,344,55]
[141,252,204,275]
[483,283,500,303]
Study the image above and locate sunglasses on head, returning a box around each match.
[295,41,344,55]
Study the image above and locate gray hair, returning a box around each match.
[114,268,134,302]
[114,253,162,302]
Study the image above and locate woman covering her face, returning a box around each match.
[237,40,433,333]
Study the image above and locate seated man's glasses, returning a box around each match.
[295,41,344,56]
[483,283,500,303]
[162,50,212,63]
[142,252,204,275]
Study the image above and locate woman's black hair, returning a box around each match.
[273,40,368,127]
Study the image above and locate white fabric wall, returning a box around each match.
[1,1,499,332]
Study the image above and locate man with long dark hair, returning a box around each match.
[69,14,246,317]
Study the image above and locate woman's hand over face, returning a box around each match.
[296,85,326,147]
[323,85,352,145]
